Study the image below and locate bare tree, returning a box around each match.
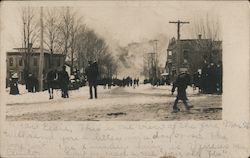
[190,14,222,63]
[21,7,39,49]
[191,14,221,41]
[74,28,118,78]
[20,6,39,86]
[44,8,61,68]
[58,7,73,59]
[68,14,84,74]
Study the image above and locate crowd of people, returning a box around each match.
[8,59,222,110]
[192,61,222,94]
[170,61,222,113]
[98,76,140,88]
[45,61,99,100]
[46,65,70,99]
[144,77,171,86]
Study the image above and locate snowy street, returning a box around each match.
[6,85,222,121]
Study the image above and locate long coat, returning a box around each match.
[47,70,57,88]
[10,78,19,95]
[86,62,99,85]
[171,73,191,100]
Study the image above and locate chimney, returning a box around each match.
[198,34,202,39]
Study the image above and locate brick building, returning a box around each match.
[166,35,222,81]
[6,47,65,84]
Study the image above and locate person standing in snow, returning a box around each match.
[59,65,70,98]
[47,68,57,99]
[171,69,193,112]
[85,61,99,99]
[9,73,19,95]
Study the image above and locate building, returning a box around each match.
[166,35,222,81]
[6,47,65,84]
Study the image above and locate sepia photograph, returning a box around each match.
[1,1,249,158]
[3,2,223,121]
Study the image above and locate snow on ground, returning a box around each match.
[6,85,112,105]
[6,84,222,121]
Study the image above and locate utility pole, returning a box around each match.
[147,52,156,80]
[38,7,44,91]
[169,20,190,75]
[153,39,158,78]
[169,20,190,40]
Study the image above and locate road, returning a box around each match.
[6,85,222,121]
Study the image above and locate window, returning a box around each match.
[19,58,23,66]
[9,57,14,66]
[168,51,172,56]
[33,58,38,66]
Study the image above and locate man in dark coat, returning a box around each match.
[171,70,193,112]
[86,61,99,99]
[201,60,209,93]
[47,68,57,99]
[206,62,217,94]
[27,73,33,92]
[59,66,70,98]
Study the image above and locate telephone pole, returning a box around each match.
[153,39,158,78]
[169,20,190,40]
[38,7,44,91]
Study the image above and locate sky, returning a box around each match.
[0,1,225,77]
[1,1,223,51]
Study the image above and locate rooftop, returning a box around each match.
[168,37,222,50]
[7,47,63,55]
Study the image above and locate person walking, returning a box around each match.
[171,69,193,112]
[59,65,70,98]
[86,61,99,99]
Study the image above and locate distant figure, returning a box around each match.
[130,77,133,87]
[9,73,19,95]
[27,73,33,92]
[86,61,99,99]
[216,61,223,94]
[206,62,217,94]
[171,70,193,112]
[33,76,39,92]
[59,66,70,98]
[47,68,57,99]
[133,78,136,88]
[108,77,112,89]
[136,78,139,86]
[193,71,201,92]
[30,74,38,93]
[201,61,209,93]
